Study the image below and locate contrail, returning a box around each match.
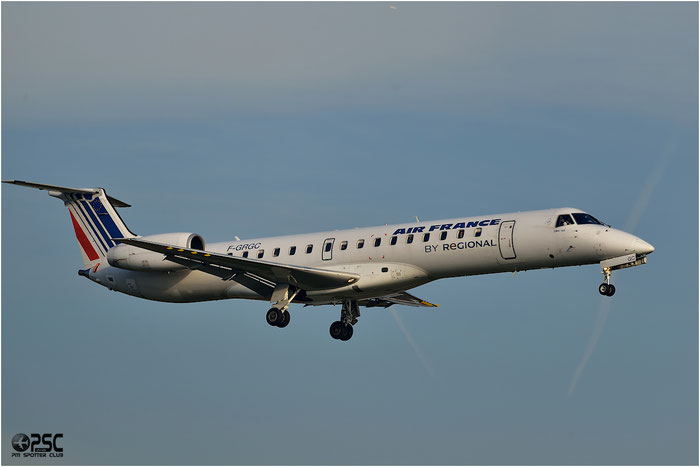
[624,135,678,232]
[568,298,611,396]
[568,130,679,397]
[391,309,434,376]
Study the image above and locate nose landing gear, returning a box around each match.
[598,266,616,296]
[596,253,650,298]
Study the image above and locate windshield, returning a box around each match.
[556,214,575,227]
[572,213,604,225]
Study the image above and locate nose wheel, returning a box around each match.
[598,267,616,296]
[598,283,616,296]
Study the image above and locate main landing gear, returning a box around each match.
[330,300,360,341]
[598,266,616,297]
[266,307,290,328]
[266,284,299,329]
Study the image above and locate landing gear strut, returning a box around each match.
[598,267,616,297]
[330,300,359,341]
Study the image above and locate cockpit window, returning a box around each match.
[556,214,575,227]
[572,213,604,225]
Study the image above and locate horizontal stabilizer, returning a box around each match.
[3,180,131,207]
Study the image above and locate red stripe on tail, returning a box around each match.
[69,211,99,261]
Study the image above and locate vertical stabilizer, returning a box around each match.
[3,181,136,268]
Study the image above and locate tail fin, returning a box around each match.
[3,180,136,268]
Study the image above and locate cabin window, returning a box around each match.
[556,214,575,227]
[289,246,296,255]
[440,231,447,241]
[257,250,264,259]
[458,229,465,239]
[572,213,604,225]
[324,242,332,252]
[381,267,389,273]
[423,233,430,242]
[374,238,381,247]
[273,248,280,257]
[242,251,249,258]
[407,234,414,244]
[357,239,365,249]
[306,244,313,254]
[390,236,397,245]
[474,228,482,237]
[340,241,348,250]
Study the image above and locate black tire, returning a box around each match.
[598,283,608,295]
[266,308,281,326]
[607,284,616,296]
[277,311,290,328]
[329,321,344,339]
[340,325,354,341]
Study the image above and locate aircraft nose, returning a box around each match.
[605,230,654,257]
[635,238,655,256]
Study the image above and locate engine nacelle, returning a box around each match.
[107,232,205,272]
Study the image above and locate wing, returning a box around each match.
[359,292,439,308]
[113,237,359,291]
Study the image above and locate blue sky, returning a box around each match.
[2,2,697,464]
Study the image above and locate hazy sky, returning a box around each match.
[2,2,697,464]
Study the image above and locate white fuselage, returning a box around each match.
[88,207,654,304]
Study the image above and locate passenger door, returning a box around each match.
[322,238,334,261]
[498,220,516,260]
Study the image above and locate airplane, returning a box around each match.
[12,435,28,451]
[3,180,655,341]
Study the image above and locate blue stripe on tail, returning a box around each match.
[72,196,109,253]
[80,200,114,248]
[89,198,124,241]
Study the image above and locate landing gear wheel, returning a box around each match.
[329,321,345,340]
[266,308,282,326]
[339,324,354,341]
[277,311,290,328]
[599,283,616,296]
